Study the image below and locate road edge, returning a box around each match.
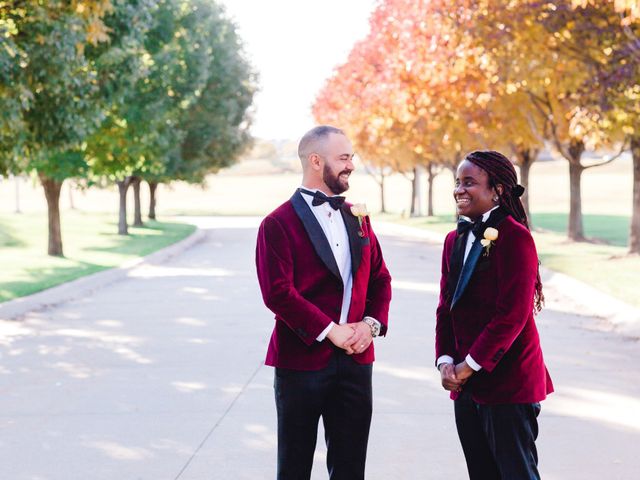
[0,227,206,322]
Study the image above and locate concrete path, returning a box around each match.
[1,216,639,479]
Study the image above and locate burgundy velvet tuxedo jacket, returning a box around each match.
[435,210,554,404]
[256,191,392,370]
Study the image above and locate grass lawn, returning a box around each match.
[531,213,630,247]
[382,212,640,308]
[1,159,635,307]
[0,211,195,303]
[532,230,640,307]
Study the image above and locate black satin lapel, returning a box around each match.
[446,232,468,302]
[290,192,342,282]
[340,205,362,275]
[451,239,483,308]
[450,207,511,309]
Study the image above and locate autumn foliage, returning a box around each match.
[313,0,640,252]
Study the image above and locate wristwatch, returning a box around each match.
[363,317,381,337]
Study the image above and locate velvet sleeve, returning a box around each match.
[255,215,334,345]
[435,231,457,364]
[362,217,392,335]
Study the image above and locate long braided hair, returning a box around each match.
[465,150,544,313]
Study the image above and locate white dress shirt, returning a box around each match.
[437,206,499,372]
[299,187,353,341]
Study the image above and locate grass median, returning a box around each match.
[381,212,639,308]
[0,211,196,303]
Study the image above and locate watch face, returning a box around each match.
[365,318,379,336]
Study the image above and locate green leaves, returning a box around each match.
[2,0,256,253]
[2,0,255,183]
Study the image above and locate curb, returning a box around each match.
[375,220,640,339]
[0,227,206,322]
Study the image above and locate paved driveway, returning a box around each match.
[1,217,638,479]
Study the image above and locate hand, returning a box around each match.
[454,361,475,382]
[327,324,357,354]
[343,321,373,355]
[439,363,464,392]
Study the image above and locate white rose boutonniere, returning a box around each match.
[480,227,498,256]
[350,203,369,237]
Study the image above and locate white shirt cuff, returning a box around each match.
[436,355,454,368]
[316,322,334,342]
[465,354,482,371]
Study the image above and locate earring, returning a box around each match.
[493,196,499,202]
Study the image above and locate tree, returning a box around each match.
[1,1,153,254]
[316,0,637,237]
[550,1,640,252]
[460,0,629,240]
[10,4,104,255]
[87,0,255,231]
[176,0,256,182]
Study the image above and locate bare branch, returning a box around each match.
[526,90,572,161]
[524,111,547,144]
[362,162,383,187]
[399,170,414,182]
[583,138,629,170]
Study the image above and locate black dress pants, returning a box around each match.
[454,390,541,480]
[274,350,373,480]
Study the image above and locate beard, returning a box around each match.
[323,165,350,195]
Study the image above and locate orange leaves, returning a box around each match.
[315,0,636,172]
[313,0,480,170]
[63,1,115,45]
[572,0,640,23]
[86,17,112,45]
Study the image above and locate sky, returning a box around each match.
[219,0,377,141]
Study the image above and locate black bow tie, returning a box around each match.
[457,218,484,236]
[300,189,345,210]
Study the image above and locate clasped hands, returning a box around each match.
[327,322,372,355]
[439,361,474,392]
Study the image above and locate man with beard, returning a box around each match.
[256,125,392,480]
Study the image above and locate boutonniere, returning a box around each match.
[480,227,498,256]
[350,203,369,237]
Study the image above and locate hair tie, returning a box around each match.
[512,184,525,197]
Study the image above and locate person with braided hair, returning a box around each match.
[435,150,554,479]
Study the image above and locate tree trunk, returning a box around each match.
[515,148,537,225]
[410,168,417,216]
[14,175,21,214]
[567,140,586,241]
[427,163,435,217]
[411,165,425,217]
[68,181,75,210]
[148,181,158,220]
[630,136,640,254]
[116,177,132,235]
[379,174,386,214]
[131,176,143,227]
[39,172,64,256]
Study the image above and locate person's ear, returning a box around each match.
[492,184,503,203]
[309,153,322,171]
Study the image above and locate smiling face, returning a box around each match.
[454,160,499,221]
[318,132,355,195]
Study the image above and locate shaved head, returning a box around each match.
[298,125,345,167]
